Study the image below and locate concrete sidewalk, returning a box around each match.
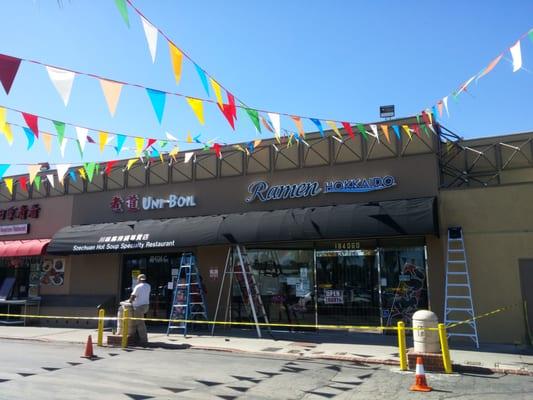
[0,325,531,376]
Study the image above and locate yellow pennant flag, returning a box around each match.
[126,158,138,170]
[42,132,53,153]
[2,123,13,145]
[4,178,13,195]
[78,168,86,180]
[402,125,412,140]
[169,146,179,161]
[326,120,342,138]
[186,131,193,143]
[380,125,390,143]
[0,107,6,129]
[287,133,294,147]
[169,43,183,85]
[28,165,41,184]
[159,152,164,163]
[186,97,205,125]
[134,137,145,156]
[210,78,223,107]
[99,79,123,117]
[99,131,108,153]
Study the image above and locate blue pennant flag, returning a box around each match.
[432,106,438,122]
[392,125,401,139]
[146,88,166,124]
[247,141,255,153]
[69,170,77,183]
[0,164,10,180]
[116,134,127,154]
[193,133,202,144]
[310,118,325,137]
[23,127,35,150]
[194,63,210,97]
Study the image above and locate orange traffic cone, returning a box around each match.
[81,335,96,359]
[409,356,432,392]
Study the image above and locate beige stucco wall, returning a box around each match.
[438,182,533,344]
[68,254,121,296]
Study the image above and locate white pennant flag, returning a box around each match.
[443,96,449,117]
[166,131,178,141]
[60,139,68,158]
[76,127,88,151]
[46,66,76,106]
[369,124,380,143]
[56,164,71,185]
[141,16,158,63]
[267,112,281,141]
[510,40,522,72]
[46,174,55,188]
[184,151,194,163]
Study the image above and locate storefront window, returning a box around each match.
[0,257,42,299]
[232,249,315,328]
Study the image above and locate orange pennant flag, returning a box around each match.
[437,101,443,117]
[42,132,53,154]
[28,164,41,185]
[477,54,503,81]
[380,125,390,143]
[291,116,305,137]
[169,42,183,85]
[100,79,123,117]
[186,98,205,125]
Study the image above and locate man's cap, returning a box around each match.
[137,274,147,281]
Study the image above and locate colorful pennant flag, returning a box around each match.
[510,40,522,72]
[98,131,108,153]
[22,112,39,138]
[380,125,390,143]
[56,164,70,185]
[23,127,35,150]
[78,167,87,180]
[194,63,210,97]
[261,116,274,133]
[0,164,9,180]
[220,103,235,129]
[227,92,237,120]
[0,107,5,129]
[69,170,77,183]
[42,132,53,154]
[134,137,145,156]
[53,120,65,145]
[402,125,412,139]
[165,132,177,141]
[476,54,503,82]
[146,88,166,124]
[126,158,137,170]
[145,138,157,150]
[326,120,341,138]
[76,127,88,152]
[442,96,450,117]
[46,174,55,188]
[19,176,28,192]
[116,134,126,154]
[291,116,305,137]
[0,54,21,95]
[184,151,194,163]
[114,0,130,27]
[4,178,13,195]
[267,112,281,142]
[168,43,183,85]
[369,124,380,143]
[84,162,97,182]
[437,101,444,118]
[341,122,355,140]
[392,125,401,140]
[310,118,324,138]
[245,108,261,133]
[100,79,122,117]
[186,97,205,125]
[186,132,193,143]
[140,16,158,63]
[28,164,41,185]
[34,175,42,191]
[169,146,179,161]
[60,138,68,158]
[46,66,75,106]
[212,143,222,159]
[357,124,368,140]
[2,123,13,145]
[210,78,223,107]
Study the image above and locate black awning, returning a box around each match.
[47,197,437,255]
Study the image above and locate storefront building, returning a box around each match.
[0,116,531,344]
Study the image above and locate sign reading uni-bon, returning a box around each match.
[245,176,396,203]
[110,194,196,213]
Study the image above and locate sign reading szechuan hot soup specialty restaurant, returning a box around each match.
[245,176,396,202]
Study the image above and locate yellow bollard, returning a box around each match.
[97,309,105,347]
[121,308,129,349]
[397,321,408,371]
[438,323,453,373]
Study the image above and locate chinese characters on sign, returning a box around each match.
[110,194,196,213]
[110,195,139,213]
[0,204,41,221]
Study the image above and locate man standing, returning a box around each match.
[128,274,151,345]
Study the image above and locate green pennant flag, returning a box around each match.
[84,162,97,182]
[528,29,533,43]
[76,140,84,159]
[34,175,41,191]
[357,124,368,140]
[53,120,65,145]
[159,140,168,148]
[114,0,130,27]
[421,124,430,137]
[95,163,100,174]
[244,108,261,133]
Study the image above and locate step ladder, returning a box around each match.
[212,245,271,338]
[167,252,208,337]
[444,227,479,348]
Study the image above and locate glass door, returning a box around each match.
[316,249,380,326]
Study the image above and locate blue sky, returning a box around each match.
[1,0,533,175]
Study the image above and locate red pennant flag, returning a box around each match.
[0,54,21,95]
[421,111,431,126]
[227,92,237,120]
[22,112,39,138]
[221,103,235,129]
[145,138,157,150]
[19,176,28,192]
[411,124,421,138]
[212,142,222,158]
[341,122,355,140]
[104,160,118,176]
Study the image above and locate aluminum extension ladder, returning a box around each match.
[167,252,208,337]
[444,227,479,348]
[212,245,271,338]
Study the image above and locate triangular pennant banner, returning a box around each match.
[145,138,157,150]
[443,96,449,117]
[46,174,55,188]
[104,160,118,176]
[0,54,21,95]
[341,122,355,140]
[369,124,380,143]
[146,88,166,123]
[210,78,223,107]
[42,132,53,154]
[477,54,503,82]
[245,108,261,133]
[60,138,68,158]
[169,146,179,161]
[0,164,9,180]
[357,124,368,140]
[53,120,66,145]
[380,125,390,143]
[510,40,522,72]
[194,63,210,96]
[168,43,183,85]
[2,123,13,145]
[227,92,237,120]
[34,175,42,191]
[140,16,158,63]
[267,112,281,142]
[184,151,194,163]
[186,132,193,143]
[116,134,126,154]
[114,0,130,27]
[326,120,342,138]
[28,164,41,185]
[22,112,39,138]
[84,162,97,182]
[4,178,13,195]
[437,101,444,118]
[56,164,70,185]
[134,137,145,156]
[100,79,123,117]
[212,143,222,159]
[76,127,88,151]
[19,176,28,192]
[402,125,412,139]
[46,66,75,106]
[221,103,235,129]
[98,131,108,153]
[310,118,324,137]
[126,158,138,170]
[78,167,86,180]
[261,116,274,133]
[291,116,305,137]
[166,132,177,141]
[392,125,401,139]
[186,97,205,125]
[23,127,35,150]
[0,107,5,129]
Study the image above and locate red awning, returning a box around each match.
[0,239,51,257]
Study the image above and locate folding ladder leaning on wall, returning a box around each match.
[167,252,208,337]
[444,226,480,348]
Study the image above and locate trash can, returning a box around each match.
[117,302,135,336]
[412,310,439,353]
